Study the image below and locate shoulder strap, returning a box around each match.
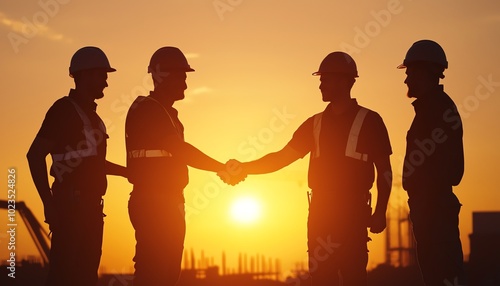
[51,97,105,162]
[143,96,183,140]
[345,107,369,161]
[311,107,370,162]
[311,112,323,159]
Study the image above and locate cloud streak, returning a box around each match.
[185,53,200,59]
[0,10,72,53]
[180,86,214,104]
[188,86,213,96]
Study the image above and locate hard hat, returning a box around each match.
[313,52,358,78]
[148,47,195,73]
[69,46,116,77]
[398,40,448,69]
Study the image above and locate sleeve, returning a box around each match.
[36,99,72,145]
[441,104,464,185]
[127,99,178,150]
[365,112,392,160]
[285,117,314,158]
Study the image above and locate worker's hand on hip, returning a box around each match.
[369,211,386,234]
[43,200,60,232]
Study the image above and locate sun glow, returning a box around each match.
[230,196,261,224]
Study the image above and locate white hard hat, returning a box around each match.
[313,52,358,78]
[69,46,116,77]
[398,40,448,69]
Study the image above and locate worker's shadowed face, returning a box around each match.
[153,71,187,102]
[76,69,109,100]
[404,65,438,99]
[319,73,354,102]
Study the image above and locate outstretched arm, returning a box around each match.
[370,155,392,234]
[217,145,303,186]
[172,140,224,172]
[106,161,128,177]
[242,145,303,174]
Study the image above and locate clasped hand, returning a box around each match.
[217,159,247,186]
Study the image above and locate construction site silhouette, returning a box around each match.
[2,200,499,285]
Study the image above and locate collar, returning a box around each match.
[411,85,445,109]
[68,89,98,111]
[147,92,178,116]
[326,98,358,115]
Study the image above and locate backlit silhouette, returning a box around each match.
[219,51,393,285]
[26,46,127,286]
[398,39,467,286]
[125,46,239,286]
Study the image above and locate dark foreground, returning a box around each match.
[2,261,499,286]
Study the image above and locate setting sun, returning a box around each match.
[230,196,262,224]
[2,1,500,285]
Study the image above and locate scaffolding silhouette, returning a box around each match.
[385,184,417,267]
[181,249,281,281]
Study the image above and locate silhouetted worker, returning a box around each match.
[125,46,230,286]
[223,52,393,285]
[398,40,466,286]
[27,46,127,286]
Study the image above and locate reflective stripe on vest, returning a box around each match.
[311,112,323,159]
[128,149,173,159]
[312,107,369,161]
[51,99,106,162]
[125,96,182,162]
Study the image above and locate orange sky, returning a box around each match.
[1,0,500,279]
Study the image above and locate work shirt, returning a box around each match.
[125,93,188,191]
[288,99,392,198]
[403,85,464,191]
[36,89,108,201]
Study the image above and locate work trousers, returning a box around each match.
[45,198,104,286]
[408,188,467,286]
[128,189,186,286]
[307,194,370,286]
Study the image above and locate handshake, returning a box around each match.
[217,159,248,186]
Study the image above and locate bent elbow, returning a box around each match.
[26,144,46,165]
[26,147,37,163]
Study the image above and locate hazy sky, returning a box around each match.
[1,0,500,278]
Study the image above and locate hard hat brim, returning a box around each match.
[69,67,117,78]
[147,67,195,73]
[396,61,447,70]
[312,71,359,78]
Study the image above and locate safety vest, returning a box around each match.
[51,98,106,163]
[311,107,369,162]
[126,96,182,160]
